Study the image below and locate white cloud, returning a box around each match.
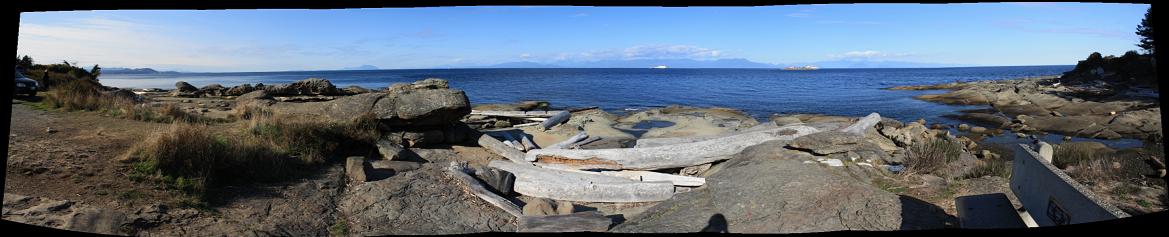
[815,20,885,25]
[18,17,246,71]
[571,13,589,18]
[829,50,915,59]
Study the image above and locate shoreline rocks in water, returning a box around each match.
[888,52,1160,141]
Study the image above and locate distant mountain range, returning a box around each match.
[103,67,179,74]
[440,58,965,69]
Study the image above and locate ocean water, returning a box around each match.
[101,66,1074,125]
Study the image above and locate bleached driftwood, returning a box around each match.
[523,117,548,122]
[535,166,705,187]
[633,122,779,148]
[520,134,540,150]
[471,110,567,118]
[540,111,572,130]
[597,170,706,186]
[569,136,602,149]
[839,112,881,136]
[514,122,540,127]
[489,160,674,202]
[519,211,612,232]
[525,125,821,170]
[446,162,523,218]
[546,132,589,149]
[477,134,528,164]
[501,132,526,151]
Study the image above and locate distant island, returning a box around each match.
[342,65,381,70]
[102,67,179,74]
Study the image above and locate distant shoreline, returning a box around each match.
[107,65,1076,75]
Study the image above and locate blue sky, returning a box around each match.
[17,3,1149,72]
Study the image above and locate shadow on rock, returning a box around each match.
[700,213,729,233]
[898,195,956,230]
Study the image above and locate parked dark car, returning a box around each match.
[15,70,39,97]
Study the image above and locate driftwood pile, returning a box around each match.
[454,109,883,231]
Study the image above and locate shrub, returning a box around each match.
[964,157,1012,179]
[1053,142,1101,169]
[905,138,962,175]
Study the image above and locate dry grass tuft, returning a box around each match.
[905,138,962,175]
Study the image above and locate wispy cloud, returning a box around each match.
[18,17,235,70]
[571,13,589,18]
[828,50,915,59]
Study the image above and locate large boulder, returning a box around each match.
[612,142,949,233]
[198,84,226,97]
[266,78,343,96]
[172,81,199,97]
[374,79,471,126]
[338,164,516,235]
[224,84,257,96]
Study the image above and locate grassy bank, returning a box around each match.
[119,110,380,202]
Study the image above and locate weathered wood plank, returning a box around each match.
[501,132,526,151]
[526,125,821,170]
[489,160,675,202]
[446,162,524,218]
[513,122,541,128]
[519,211,612,232]
[471,110,567,118]
[477,134,529,164]
[1010,144,1129,226]
[540,111,572,130]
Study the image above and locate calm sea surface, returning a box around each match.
[99,65,1149,149]
[101,66,1074,122]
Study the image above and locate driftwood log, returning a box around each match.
[489,160,675,202]
[519,211,612,232]
[471,110,566,118]
[446,162,523,218]
[513,122,541,128]
[546,132,588,149]
[477,134,528,164]
[520,134,540,150]
[540,111,572,130]
[838,112,881,136]
[633,122,779,148]
[536,166,706,186]
[526,125,821,170]
[569,136,602,149]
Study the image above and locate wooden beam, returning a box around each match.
[501,132,526,151]
[489,160,675,202]
[513,122,542,128]
[526,125,821,170]
[540,111,572,130]
[519,211,612,232]
[477,134,529,164]
[446,162,524,218]
[471,110,567,118]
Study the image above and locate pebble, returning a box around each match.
[820,159,844,167]
[45,127,57,133]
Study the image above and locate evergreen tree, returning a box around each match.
[90,64,102,81]
[1136,7,1154,55]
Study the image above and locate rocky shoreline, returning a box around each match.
[6,57,1165,234]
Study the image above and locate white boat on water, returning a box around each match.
[652,65,668,69]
